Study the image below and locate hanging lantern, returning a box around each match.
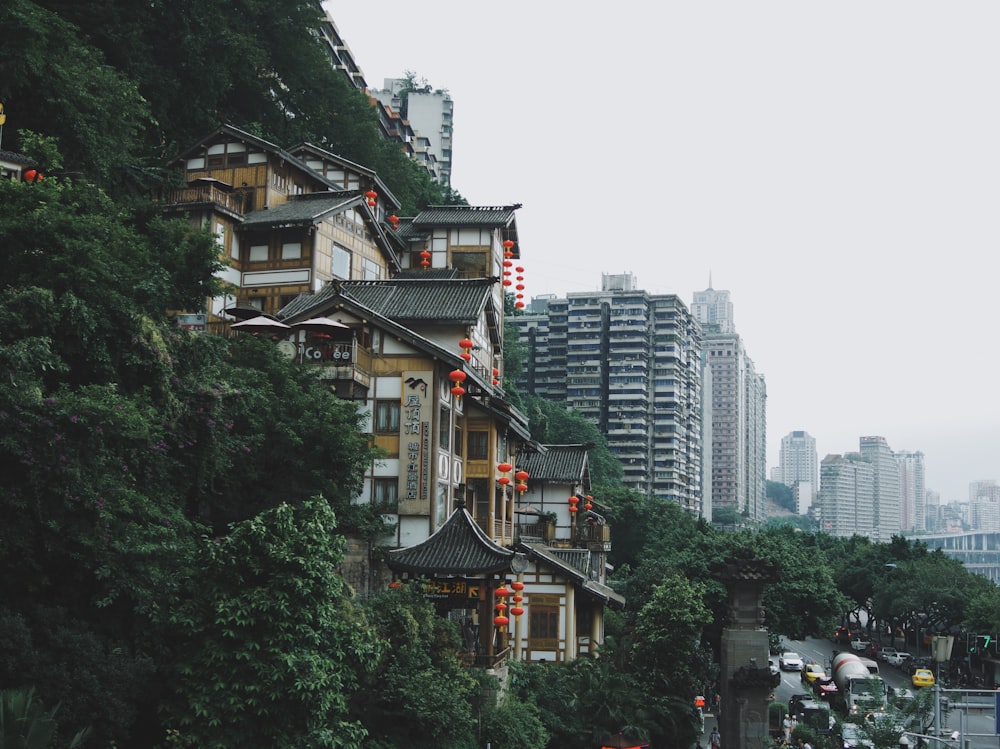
[510,581,525,592]
[497,462,513,474]
[568,496,580,505]
[23,169,42,183]
[510,606,524,617]
[585,495,594,511]
[515,470,529,483]
[515,302,525,309]
[449,369,467,399]
[365,189,377,207]
[502,279,513,287]
[568,495,580,515]
[502,259,513,268]
[494,614,510,627]
[419,249,431,269]
[492,367,500,386]
[495,584,510,599]
[388,214,399,229]
[516,284,525,291]
[516,266,525,273]
[388,581,403,589]
[503,240,514,252]
[497,476,511,486]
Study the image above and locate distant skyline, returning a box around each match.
[327,1,1000,502]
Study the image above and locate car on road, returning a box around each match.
[780,652,804,671]
[851,639,871,652]
[813,676,839,702]
[802,663,826,684]
[911,668,935,688]
[840,721,875,749]
[769,659,780,677]
[878,647,899,662]
[885,651,911,668]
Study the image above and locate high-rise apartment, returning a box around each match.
[779,431,818,490]
[694,284,767,523]
[859,436,901,541]
[896,450,926,532]
[817,453,875,537]
[512,274,704,514]
[371,78,454,186]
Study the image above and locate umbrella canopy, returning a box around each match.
[231,316,291,333]
[291,317,350,332]
[223,306,276,321]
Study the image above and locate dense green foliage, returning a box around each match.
[5,2,1000,747]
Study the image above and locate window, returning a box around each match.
[249,244,268,262]
[438,406,450,449]
[362,257,380,280]
[467,431,489,460]
[281,242,301,260]
[529,605,560,640]
[372,479,398,513]
[374,400,400,433]
[452,250,488,278]
[332,245,351,279]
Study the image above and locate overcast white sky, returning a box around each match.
[328,1,1000,503]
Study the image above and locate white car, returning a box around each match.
[779,652,804,671]
[851,639,871,652]
[840,721,875,749]
[885,651,912,667]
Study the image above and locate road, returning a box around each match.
[776,637,1000,749]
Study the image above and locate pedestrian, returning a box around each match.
[782,713,791,742]
[709,725,721,749]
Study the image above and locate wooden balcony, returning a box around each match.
[164,184,245,217]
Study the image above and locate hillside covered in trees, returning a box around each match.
[5,2,1000,748]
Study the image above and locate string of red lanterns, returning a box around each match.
[364,189,377,207]
[388,214,399,230]
[449,368,466,399]
[494,582,510,629]
[568,495,580,515]
[458,337,474,362]
[510,580,525,618]
[585,495,594,511]
[492,367,500,387]
[515,469,529,496]
[22,169,44,183]
[419,247,431,269]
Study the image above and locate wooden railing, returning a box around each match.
[165,185,245,215]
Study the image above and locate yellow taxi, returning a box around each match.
[911,668,935,688]
[801,663,826,685]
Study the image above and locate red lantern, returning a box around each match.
[459,337,474,351]
[503,240,514,251]
[495,601,508,613]
[419,249,431,269]
[365,189,377,203]
[495,584,510,598]
[23,169,39,183]
[568,496,579,505]
[497,476,510,486]
[516,266,525,273]
[515,470,529,482]
[494,615,510,627]
[569,505,578,514]
[388,214,399,228]
[515,302,524,309]
[460,352,472,362]
[511,581,525,592]
[497,462,513,474]
[388,581,402,589]
[510,606,524,617]
[450,385,465,397]
[449,369,467,384]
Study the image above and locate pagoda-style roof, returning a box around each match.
[520,542,626,611]
[240,191,356,228]
[387,506,515,576]
[517,444,592,486]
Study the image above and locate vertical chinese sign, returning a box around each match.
[399,371,433,514]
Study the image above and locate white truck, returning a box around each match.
[831,651,888,715]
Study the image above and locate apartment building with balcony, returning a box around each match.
[693,284,767,523]
[511,273,704,514]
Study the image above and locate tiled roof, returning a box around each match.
[413,204,520,228]
[518,444,591,483]
[240,191,357,228]
[387,507,514,576]
[520,542,626,610]
[338,278,493,323]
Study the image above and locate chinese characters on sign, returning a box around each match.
[420,579,483,599]
[399,371,432,503]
